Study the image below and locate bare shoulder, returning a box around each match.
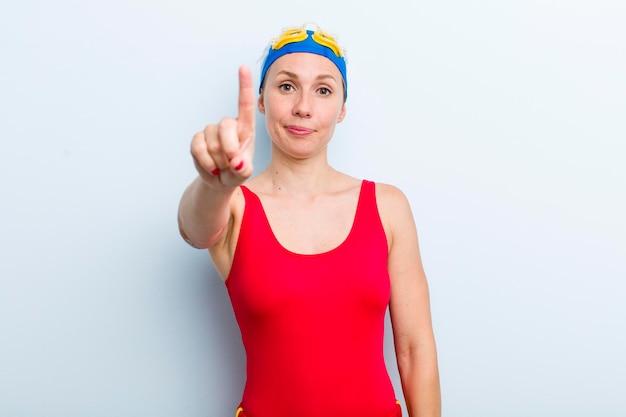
[226,184,249,246]
[374,182,418,245]
[207,184,247,280]
[229,184,247,215]
[374,182,414,218]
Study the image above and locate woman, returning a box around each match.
[178,24,441,417]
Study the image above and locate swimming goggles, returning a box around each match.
[272,26,344,58]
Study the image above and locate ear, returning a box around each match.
[336,103,346,123]
[257,93,266,115]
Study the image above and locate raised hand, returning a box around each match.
[191,65,255,187]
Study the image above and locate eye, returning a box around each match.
[318,87,332,96]
[279,83,295,92]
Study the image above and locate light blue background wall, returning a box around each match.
[1,1,624,416]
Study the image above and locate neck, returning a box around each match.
[259,158,341,196]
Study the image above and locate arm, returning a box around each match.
[379,184,441,417]
[177,177,239,249]
[178,65,256,250]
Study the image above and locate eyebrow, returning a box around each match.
[275,70,338,82]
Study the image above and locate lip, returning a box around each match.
[286,125,314,136]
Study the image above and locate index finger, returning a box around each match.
[237,65,255,140]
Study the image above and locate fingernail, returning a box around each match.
[234,161,244,171]
[211,168,220,176]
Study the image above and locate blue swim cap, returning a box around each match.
[259,27,348,99]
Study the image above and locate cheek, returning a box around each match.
[328,105,345,123]
[265,101,290,122]
[264,107,280,124]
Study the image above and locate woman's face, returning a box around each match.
[258,52,346,161]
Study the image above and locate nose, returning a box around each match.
[293,92,312,118]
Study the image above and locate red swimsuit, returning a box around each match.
[226,180,401,417]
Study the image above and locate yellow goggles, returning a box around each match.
[272,26,344,58]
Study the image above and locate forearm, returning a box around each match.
[177,176,237,248]
[397,344,441,417]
